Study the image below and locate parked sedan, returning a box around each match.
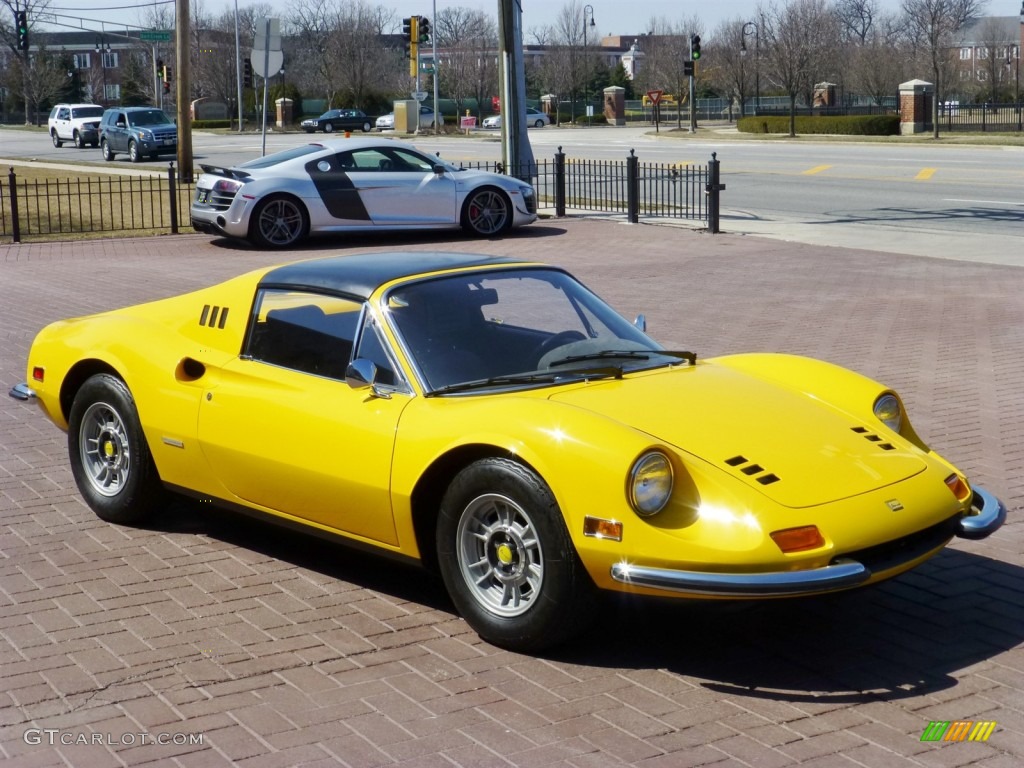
[190,138,537,247]
[375,105,443,131]
[11,252,1004,651]
[482,107,551,129]
[300,109,374,133]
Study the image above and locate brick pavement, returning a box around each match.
[1,220,1021,767]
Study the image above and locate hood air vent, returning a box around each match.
[851,426,895,451]
[199,304,230,329]
[725,455,781,486]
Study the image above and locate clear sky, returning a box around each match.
[33,0,1024,41]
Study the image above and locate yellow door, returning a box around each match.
[196,358,409,546]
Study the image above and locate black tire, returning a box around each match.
[324,122,334,133]
[437,458,597,651]
[128,140,141,163]
[460,187,513,237]
[101,139,115,161]
[248,195,310,248]
[74,131,85,148]
[534,119,545,128]
[67,374,165,525]
[51,131,63,148]
[361,122,371,132]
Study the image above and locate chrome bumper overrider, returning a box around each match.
[611,485,1006,597]
[956,487,1006,540]
[8,383,36,401]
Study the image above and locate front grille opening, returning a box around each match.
[833,514,960,574]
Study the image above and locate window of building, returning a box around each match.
[101,51,118,69]
[72,53,91,69]
[104,84,120,102]
[978,47,989,60]
[960,47,972,59]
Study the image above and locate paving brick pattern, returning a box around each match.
[1,221,1021,767]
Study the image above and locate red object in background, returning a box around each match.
[492,96,500,112]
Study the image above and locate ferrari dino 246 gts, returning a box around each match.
[11,252,1005,651]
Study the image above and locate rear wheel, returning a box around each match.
[461,187,512,237]
[361,121,371,132]
[101,139,115,161]
[437,458,596,651]
[51,131,63,148]
[68,374,165,524]
[249,195,309,248]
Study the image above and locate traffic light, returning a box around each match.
[418,16,431,44]
[243,57,253,88]
[402,16,413,39]
[690,34,701,61]
[16,10,29,51]
[164,65,172,82]
[683,60,694,77]
[408,16,419,77]
[163,81,170,94]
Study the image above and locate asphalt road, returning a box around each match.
[2,124,1022,263]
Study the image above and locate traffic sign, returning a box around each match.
[412,91,428,102]
[646,89,663,106]
[140,30,172,42]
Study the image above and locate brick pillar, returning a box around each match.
[899,79,933,135]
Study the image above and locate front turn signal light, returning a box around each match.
[770,525,825,553]
[583,516,623,541]
[945,474,971,502]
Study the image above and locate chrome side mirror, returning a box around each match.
[345,358,390,399]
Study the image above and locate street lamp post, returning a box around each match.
[740,22,759,116]
[94,39,111,105]
[582,5,595,122]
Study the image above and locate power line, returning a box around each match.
[46,2,174,10]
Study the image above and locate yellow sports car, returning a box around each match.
[11,252,1005,651]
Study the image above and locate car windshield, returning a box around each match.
[127,110,172,126]
[238,144,325,169]
[386,268,681,393]
[72,107,104,118]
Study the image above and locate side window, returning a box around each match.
[348,148,391,171]
[354,313,402,388]
[246,289,361,380]
[392,149,434,172]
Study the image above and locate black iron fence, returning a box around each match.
[1,151,719,243]
[937,102,1024,132]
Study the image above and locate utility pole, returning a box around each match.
[175,0,194,182]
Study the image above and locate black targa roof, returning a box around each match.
[259,252,529,299]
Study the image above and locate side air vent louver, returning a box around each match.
[851,426,895,451]
[199,304,230,329]
[725,456,780,485]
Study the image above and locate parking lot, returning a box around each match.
[1,219,1022,766]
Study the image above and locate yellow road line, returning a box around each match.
[916,168,937,180]
[802,165,832,175]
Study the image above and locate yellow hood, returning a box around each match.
[547,364,926,508]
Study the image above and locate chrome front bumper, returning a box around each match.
[610,486,1006,597]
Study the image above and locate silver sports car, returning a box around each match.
[189,138,538,248]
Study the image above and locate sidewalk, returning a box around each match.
[1,220,1021,766]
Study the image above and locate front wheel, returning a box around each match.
[67,374,165,524]
[74,131,86,148]
[249,195,309,248]
[51,131,63,148]
[128,140,141,163]
[534,119,545,128]
[437,458,596,651]
[324,122,334,133]
[461,187,513,237]
[101,139,115,161]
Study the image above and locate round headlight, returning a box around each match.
[628,451,674,517]
[874,393,902,432]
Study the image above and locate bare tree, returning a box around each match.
[708,18,758,119]
[435,6,498,118]
[760,0,840,136]
[847,13,912,105]
[529,1,599,123]
[974,16,1015,102]
[836,0,878,43]
[638,15,703,129]
[900,0,986,138]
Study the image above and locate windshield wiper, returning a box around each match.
[426,366,626,396]
[547,349,697,368]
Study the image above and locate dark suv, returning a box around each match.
[99,107,177,163]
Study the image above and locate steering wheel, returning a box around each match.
[533,331,587,367]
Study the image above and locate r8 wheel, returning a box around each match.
[461,187,512,237]
[249,195,309,249]
[437,458,596,651]
[68,374,165,524]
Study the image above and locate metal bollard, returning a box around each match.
[168,163,179,234]
[8,167,20,243]
[705,152,725,234]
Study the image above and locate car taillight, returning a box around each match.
[32,366,44,382]
[213,179,242,194]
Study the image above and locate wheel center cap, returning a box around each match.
[496,543,514,565]
[102,438,116,459]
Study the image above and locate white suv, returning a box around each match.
[48,103,105,148]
